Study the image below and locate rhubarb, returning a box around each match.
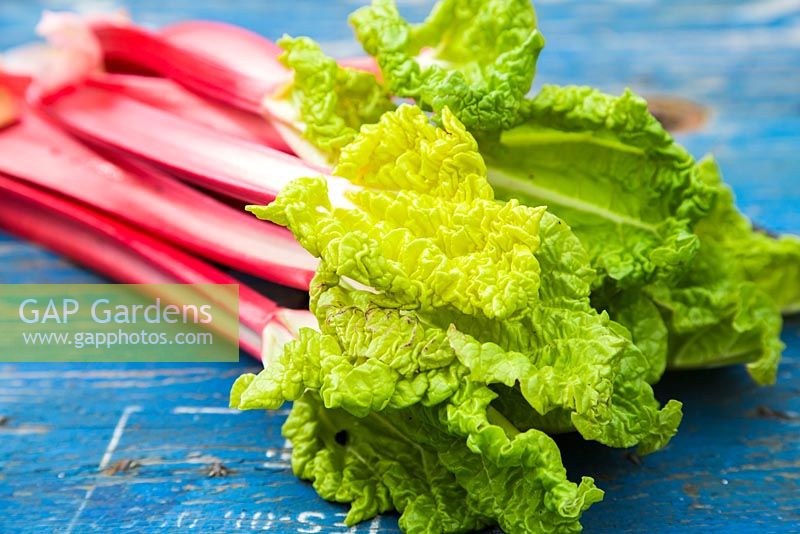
[159,20,287,83]
[0,85,19,127]
[42,84,358,205]
[87,73,292,151]
[0,174,315,358]
[89,20,279,114]
[32,15,381,160]
[262,36,394,165]
[160,20,379,78]
[157,26,388,163]
[0,84,318,289]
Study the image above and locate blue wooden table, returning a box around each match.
[1,0,798,532]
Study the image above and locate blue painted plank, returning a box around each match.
[1,0,799,532]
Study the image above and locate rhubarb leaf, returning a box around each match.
[282,392,487,532]
[602,290,669,384]
[232,272,469,416]
[477,85,790,383]
[234,105,681,532]
[350,0,544,131]
[690,157,800,315]
[284,392,602,533]
[263,36,394,165]
[446,296,682,453]
[240,105,681,450]
[482,85,716,290]
[644,157,785,384]
[250,106,545,321]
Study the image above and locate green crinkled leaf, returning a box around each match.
[265,35,394,163]
[234,268,469,417]
[245,105,679,449]
[642,157,785,385]
[602,290,669,384]
[238,211,681,453]
[481,84,790,383]
[229,373,255,408]
[335,102,494,201]
[483,84,715,289]
[283,393,488,532]
[234,104,682,532]
[690,156,800,314]
[445,210,681,452]
[250,106,545,321]
[284,391,602,533]
[350,0,544,131]
[439,384,604,532]
[645,247,784,385]
[446,313,681,453]
[737,234,800,314]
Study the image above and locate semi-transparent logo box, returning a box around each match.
[0,284,239,362]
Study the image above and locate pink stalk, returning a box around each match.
[87,73,292,151]
[91,21,283,114]
[42,85,357,206]
[159,20,380,78]
[88,20,380,115]
[0,93,318,289]
[160,20,286,82]
[29,16,379,159]
[0,174,318,358]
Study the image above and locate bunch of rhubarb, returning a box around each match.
[1,0,798,532]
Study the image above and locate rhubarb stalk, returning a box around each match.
[0,174,315,359]
[42,85,358,206]
[0,89,318,289]
[87,73,292,151]
[159,20,380,79]
[91,21,283,114]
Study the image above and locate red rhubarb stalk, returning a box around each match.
[87,73,292,151]
[89,20,379,114]
[91,21,283,114]
[0,93,318,289]
[42,85,356,206]
[159,20,380,78]
[160,20,286,82]
[30,16,377,156]
[0,175,318,358]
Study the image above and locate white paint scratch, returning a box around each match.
[263,439,292,469]
[173,406,241,415]
[236,510,246,529]
[297,511,325,533]
[0,424,50,435]
[261,461,291,470]
[65,487,95,534]
[100,405,142,470]
[65,405,141,534]
[333,512,358,533]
